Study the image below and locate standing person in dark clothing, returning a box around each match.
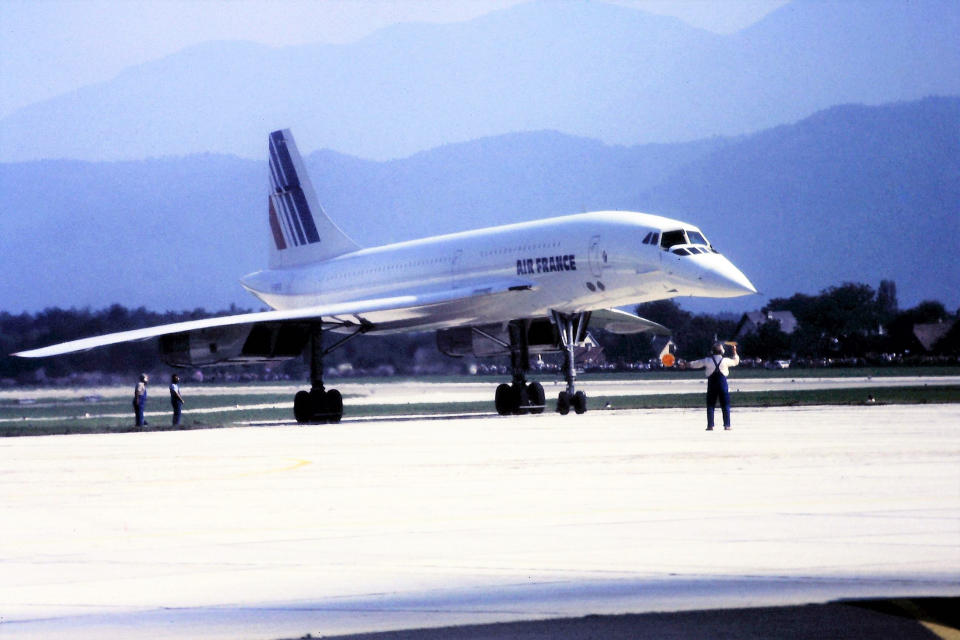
[133,373,149,427]
[169,374,184,427]
[688,343,740,430]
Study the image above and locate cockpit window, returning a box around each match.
[686,230,708,246]
[660,230,686,249]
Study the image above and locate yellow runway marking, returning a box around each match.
[236,457,312,477]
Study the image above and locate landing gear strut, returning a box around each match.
[552,311,590,415]
[293,322,366,424]
[492,320,546,415]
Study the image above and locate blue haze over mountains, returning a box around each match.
[2,97,957,313]
[0,0,957,161]
[0,0,957,316]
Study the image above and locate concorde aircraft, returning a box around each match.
[14,129,756,422]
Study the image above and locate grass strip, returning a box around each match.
[593,385,960,410]
[2,385,957,437]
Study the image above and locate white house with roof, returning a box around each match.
[735,310,798,339]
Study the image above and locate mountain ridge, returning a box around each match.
[1,0,956,162]
[1,97,956,315]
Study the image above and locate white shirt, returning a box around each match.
[688,353,740,377]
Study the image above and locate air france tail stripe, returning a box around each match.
[270,179,299,248]
[268,198,287,250]
[269,158,306,249]
[268,132,320,246]
[268,144,284,189]
[275,183,304,246]
[268,148,298,247]
[283,191,307,245]
[269,133,291,187]
[291,188,320,243]
[272,138,319,244]
[271,133,301,189]
[270,193,295,248]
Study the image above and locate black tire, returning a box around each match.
[573,390,588,415]
[495,383,513,415]
[557,391,570,415]
[294,390,311,423]
[513,383,530,415]
[309,388,329,424]
[325,389,343,424]
[527,382,545,414]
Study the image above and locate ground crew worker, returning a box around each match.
[688,343,740,430]
[169,374,184,427]
[133,373,149,427]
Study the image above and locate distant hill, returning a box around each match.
[1,0,957,161]
[0,97,957,314]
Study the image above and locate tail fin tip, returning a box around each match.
[267,128,360,267]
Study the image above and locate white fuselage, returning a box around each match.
[240,211,755,334]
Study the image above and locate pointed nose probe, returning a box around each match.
[704,256,758,297]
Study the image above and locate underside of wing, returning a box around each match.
[589,308,670,335]
[13,277,536,359]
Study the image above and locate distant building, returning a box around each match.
[651,336,676,361]
[577,333,606,367]
[912,319,956,352]
[735,310,798,339]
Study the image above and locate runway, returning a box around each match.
[1,403,958,639]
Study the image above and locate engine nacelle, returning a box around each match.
[159,322,309,367]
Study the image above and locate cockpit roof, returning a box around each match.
[650,227,718,255]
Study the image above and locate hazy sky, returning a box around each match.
[0,0,789,118]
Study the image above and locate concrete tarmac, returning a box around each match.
[1,403,958,639]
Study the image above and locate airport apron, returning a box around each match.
[706,355,731,428]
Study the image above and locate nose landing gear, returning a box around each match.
[552,311,590,415]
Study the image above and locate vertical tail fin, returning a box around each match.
[267,129,360,268]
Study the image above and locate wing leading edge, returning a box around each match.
[13,277,536,359]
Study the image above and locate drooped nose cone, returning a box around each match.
[702,255,758,298]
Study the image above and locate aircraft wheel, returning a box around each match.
[309,388,330,424]
[495,383,513,415]
[572,390,588,415]
[557,391,570,415]
[527,382,545,414]
[325,389,343,424]
[513,383,530,415]
[294,390,312,423]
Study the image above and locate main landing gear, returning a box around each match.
[293,322,367,424]
[492,313,590,416]
[493,320,546,415]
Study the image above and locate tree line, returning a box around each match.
[627,281,958,364]
[2,281,957,384]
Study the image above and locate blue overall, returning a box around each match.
[706,355,731,429]
[170,383,183,426]
[133,385,147,427]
